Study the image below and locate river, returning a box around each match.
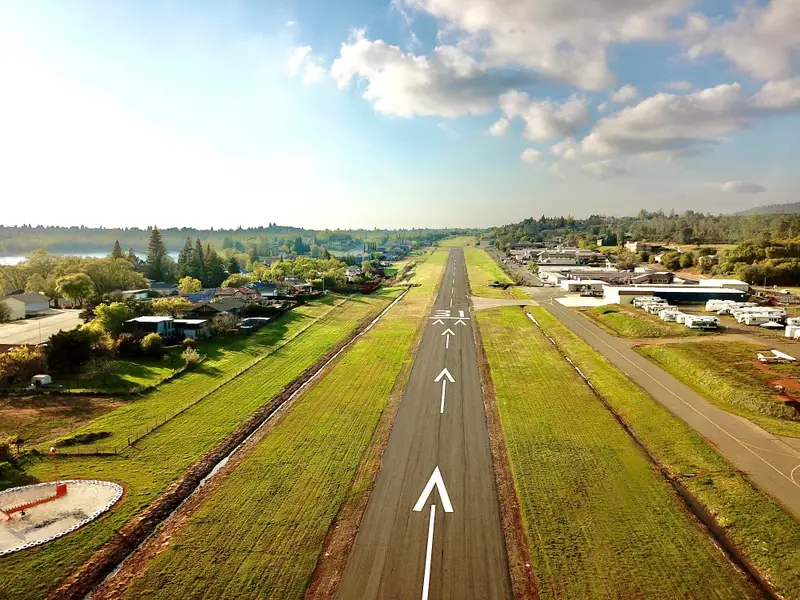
[0,251,180,266]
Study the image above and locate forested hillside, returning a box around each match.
[737,202,800,216]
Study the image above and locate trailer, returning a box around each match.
[685,316,720,330]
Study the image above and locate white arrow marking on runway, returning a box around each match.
[434,368,455,383]
[454,319,467,326]
[414,467,454,600]
[434,368,454,412]
[441,328,455,349]
[432,319,444,325]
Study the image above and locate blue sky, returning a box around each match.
[0,0,798,229]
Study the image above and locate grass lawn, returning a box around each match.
[0,293,396,600]
[118,250,447,600]
[583,304,707,338]
[53,352,184,393]
[637,340,800,437]
[478,306,759,600]
[439,235,476,247]
[40,296,350,453]
[463,247,514,298]
[529,307,800,599]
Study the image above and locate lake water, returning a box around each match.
[0,251,180,266]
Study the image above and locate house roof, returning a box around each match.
[174,319,208,325]
[126,316,174,323]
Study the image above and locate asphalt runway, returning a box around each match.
[337,248,512,600]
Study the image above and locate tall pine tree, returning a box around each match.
[111,240,124,259]
[177,236,193,278]
[192,238,206,284]
[145,226,168,281]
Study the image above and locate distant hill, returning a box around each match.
[736,202,800,215]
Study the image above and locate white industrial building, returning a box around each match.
[560,279,606,293]
[603,285,748,305]
[697,279,750,292]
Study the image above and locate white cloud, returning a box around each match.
[578,83,751,159]
[580,160,628,178]
[610,84,638,103]
[330,30,535,117]
[437,121,460,137]
[521,148,541,164]
[550,137,579,160]
[664,80,693,91]
[686,0,800,80]
[488,117,509,136]
[404,0,690,89]
[597,102,609,113]
[289,45,326,85]
[720,180,767,194]
[500,90,589,140]
[751,77,800,110]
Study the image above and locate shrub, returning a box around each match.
[210,313,238,335]
[116,334,143,357]
[182,337,198,350]
[0,302,10,323]
[0,346,47,387]
[181,347,202,368]
[48,328,93,372]
[141,333,164,358]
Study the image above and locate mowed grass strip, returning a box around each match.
[478,306,758,600]
[0,293,393,600]
[530,307,800,599]
[464,247,513,298]
[119,251,448,600]
[583,304,703,338]
[56,295,350,452]
[637,340,800,437]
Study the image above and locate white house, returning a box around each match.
[6,293,51,315]
[0,296,26,321]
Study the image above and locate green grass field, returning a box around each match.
[528,307,800,599]
[477,306,759,599]
[637,341,800,437]
[583,304,705,338]
[463,247,513,298]
[439,235,476,247]
[0,293,395,600]
[54,353,184,393]
[118,251,448,600]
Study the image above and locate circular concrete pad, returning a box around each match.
[0,480,123,556]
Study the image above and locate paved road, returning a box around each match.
[337,249,512,600]
[0,310,82,345]
[531,288,800,519]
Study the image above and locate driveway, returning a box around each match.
[0,310,83,345]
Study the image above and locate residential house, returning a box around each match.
[173,319,210,339]
[215,287,260,301]
[147,281,179,296]
[624,241,665,253]
[6,293,51,315]
[186,298,245,320]
[283,275,312,292]
[345,266,362,282]
[246,282,280,298]
[119,289,150,300]
[0,296,26,321]
[182,289,216,303]
[122,316,176,338]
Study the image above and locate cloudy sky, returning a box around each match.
[0,0,798,229]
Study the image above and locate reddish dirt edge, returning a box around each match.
[304,261,443,599]
[47,296,402,600]
[471,307,541,600]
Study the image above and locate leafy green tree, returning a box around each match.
[247,246,259,263]
[84,258,149,295]
[56,272,95,307]
[679,253,695,269]
[204,248,226,287]
[93,302,133,337]
[660,251,682,270]
[178,276,202,294]
[0,302,10,323]
[141,333,164,358]
[146,226,168,281]
[152,296,193,317]
[111,240,125,259]
[48,328,93,372]
[227,256,241,274]
[221,273,252,288]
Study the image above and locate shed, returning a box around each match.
[31,374,52,386]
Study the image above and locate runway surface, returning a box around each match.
[337,248,512,600]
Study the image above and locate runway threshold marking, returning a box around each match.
[413,467,454,600]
